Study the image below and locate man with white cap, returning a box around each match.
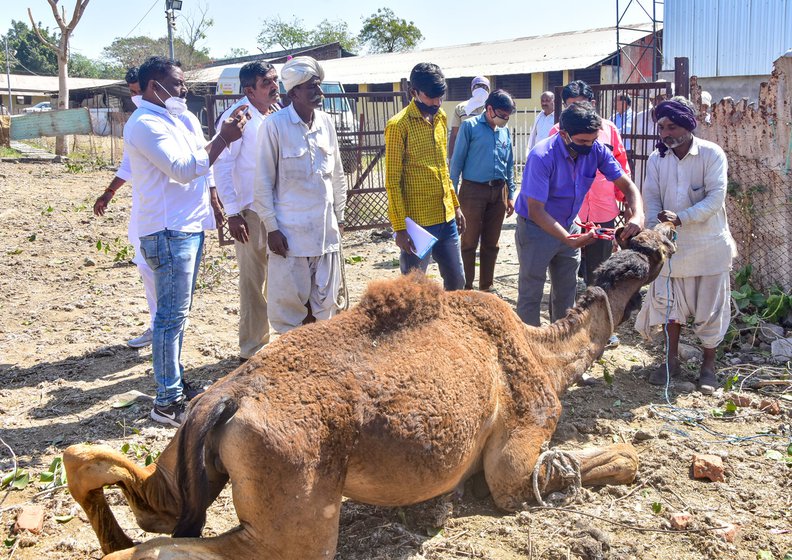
[448,76,490,160]
[253,56,346,333]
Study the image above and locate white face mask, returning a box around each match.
[131,95,142,107]
[154,80,188,116]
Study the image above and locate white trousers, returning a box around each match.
[267,251,341,334]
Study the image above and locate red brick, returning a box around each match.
[713,520,739,542]
[692,454,725,482]
[669,512,693,530]
[13,506,44,534]
[727,393,753,408]
[757,398,781,415]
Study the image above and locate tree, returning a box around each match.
[178,1,214,68]
[312,19,358,53]
[68,52,122,79]
[3,20,58,75]
[102,35,211,71]
[257,17,312,51]
[28,0,91,156]
[358,8,423,53]
[223,47,249,59]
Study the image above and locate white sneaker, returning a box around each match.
[127,328,152,348]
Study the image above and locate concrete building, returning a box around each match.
[662,0,792,103]
[0,74,118,115]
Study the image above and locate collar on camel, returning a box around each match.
[600,289,615,337]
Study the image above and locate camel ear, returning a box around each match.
[613,226,630,250]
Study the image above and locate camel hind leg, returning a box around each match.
[481,427,638,510]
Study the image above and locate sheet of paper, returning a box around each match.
[405,217,438,259]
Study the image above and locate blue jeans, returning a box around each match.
[400,219,465,291]
[139,229,204,405]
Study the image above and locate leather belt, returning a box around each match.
[464,178,506,187]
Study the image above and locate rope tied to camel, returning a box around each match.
[531,445,582,507]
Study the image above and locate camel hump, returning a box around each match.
[357,272,444,334]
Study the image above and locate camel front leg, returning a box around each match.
[63,444,179,555]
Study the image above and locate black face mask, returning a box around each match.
[414,99,440,115]
[566,139,592,155]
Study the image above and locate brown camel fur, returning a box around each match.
[63,224,676,559]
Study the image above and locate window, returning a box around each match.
[445,77,473,101]
[546,71,564,92]
[368,82,393,92]
[573,68,601,86]
[495,74,531,99]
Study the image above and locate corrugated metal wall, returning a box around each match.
[664,0,792,77]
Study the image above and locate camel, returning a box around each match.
[63,223,676,560]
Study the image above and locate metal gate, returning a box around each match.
[204,90,409,235]
[553,81,673,190]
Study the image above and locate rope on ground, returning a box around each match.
[525,505,731,535]
[531,446,581,507]
[337,244,350,311]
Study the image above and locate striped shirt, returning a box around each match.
[385,100,459,231]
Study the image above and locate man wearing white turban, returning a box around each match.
[253,56,346,333]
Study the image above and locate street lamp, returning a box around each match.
[165,0,183,62]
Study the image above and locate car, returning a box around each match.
[22,101,52,113]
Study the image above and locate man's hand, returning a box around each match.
[219,104,251,144]
[566,230,596,249]
[455,207,466,234]
[658,210,681,226]
[209,187,225,228]
[228,215,249,243]
[394,230,415,254]
[619,219,644,241]
[268,230,289,257]
[93,191,113,216]
[506,198,515,217]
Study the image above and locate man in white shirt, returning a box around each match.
[635,97,736,395]
[125,56,248,426]
[215,61,280,362]
[611,93,633,151]
[253,56,346,333]
[526,91,554,153]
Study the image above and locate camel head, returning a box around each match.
[592,222,676,325]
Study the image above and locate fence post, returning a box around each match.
[674,57,690,99]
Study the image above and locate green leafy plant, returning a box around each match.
[38,456,67,488]
[0,469,29,490]
[731,265,792,324]
[96,237,134,262]
[651,502,662,514]
[121,441,160,467]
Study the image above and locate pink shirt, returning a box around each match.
[549,118,630,223]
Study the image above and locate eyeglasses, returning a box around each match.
[492,109,511,121]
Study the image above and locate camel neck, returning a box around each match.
[533,288,614,395]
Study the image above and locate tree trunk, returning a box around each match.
[55,38,69,156]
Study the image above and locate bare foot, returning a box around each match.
[648,361,681,385]
[697,366,718,395]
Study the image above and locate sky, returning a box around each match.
[4,0,662,61]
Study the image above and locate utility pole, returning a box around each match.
[165,0,183,62]
[4,35,12,114]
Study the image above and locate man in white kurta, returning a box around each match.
[635,97,736,394]
[215,61,280,360]
[253,57,346,333]
[526,90,555,153]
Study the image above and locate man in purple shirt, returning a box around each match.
[514,102,644,326]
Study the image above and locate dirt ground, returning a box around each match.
[0,161,790,560]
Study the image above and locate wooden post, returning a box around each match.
[674,57,690,99]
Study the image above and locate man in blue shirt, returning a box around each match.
[450,90,516,292]
[514,102,644,326]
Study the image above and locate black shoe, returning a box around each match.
[150,398,186,427]
[182,380,205,401]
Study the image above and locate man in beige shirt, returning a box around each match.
[447,76,490,161]
[635,97,736,395]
